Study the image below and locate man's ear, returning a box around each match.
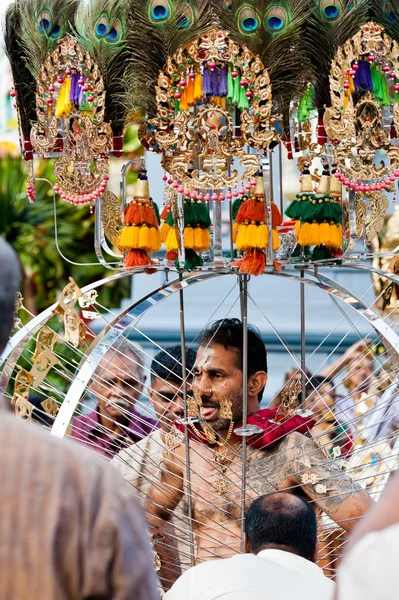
[311,537,319,564]
[244,533,251,554]
[248,371,267,398]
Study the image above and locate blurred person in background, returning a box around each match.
[112,344,196,497]
[164,492,335,600]
[302,376,353,458]
[0,237,159,599]
[112,345,196,574]
[71,340,159,457]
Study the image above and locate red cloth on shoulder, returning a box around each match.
[174,407,316,448]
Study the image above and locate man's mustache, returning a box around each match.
[106,398,130,409]
[200,396,220,408]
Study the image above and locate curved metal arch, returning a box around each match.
[51,266,399,439]
[50,270,226,438]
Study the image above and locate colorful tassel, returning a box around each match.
[194,73,203,101]
[55,77,72,119]
[236,224,248,251]
[232,250,266,276]
[124,250,156,268]
[166,228,178,252]
[255,223,268,249]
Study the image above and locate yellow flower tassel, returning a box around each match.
[160,222,171,243]
[119,225,140,250]
[236,224,248,251]
[255,223,268,249]
[166,228,178,252]
[245,222,258,247]
[184,226,195,249]
[272,229,280,251]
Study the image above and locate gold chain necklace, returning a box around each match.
[210,441,242,497]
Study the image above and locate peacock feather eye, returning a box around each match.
[264,6,288,33]
[106,19,123,42]
[49,20,63,39]
[177,5,194,29]
[319,0,343,21]
[95,15,109,38]
[37,10,52,34]
[224,0,233,13]
[148,0,172,23]
[237,6,260,34]
[386,1,399,23]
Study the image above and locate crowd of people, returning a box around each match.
[0,236,398,599]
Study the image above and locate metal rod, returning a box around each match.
[179,274,196,566]
[213,192,224,267]
[229,196,234,260]
[119,157,144,211]
[278,142,284,216]
[240,273,249,551]
[300,269,306,405]
[260,154,274,266]
[177,191,186,269]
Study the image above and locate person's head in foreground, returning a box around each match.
[164,491,334,600]
[193,318,267,432]
[149,345,196,430]
[90,339,147,424]
[245,492,318,561]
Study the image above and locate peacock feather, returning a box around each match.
[74,0,130,133]
[126,0,214,119]
[369,1,399,40]
[18,0,78,79]
[230,1,312,128]
[208,0,235,31]
[3,2,36,139]
[306,0,370,110]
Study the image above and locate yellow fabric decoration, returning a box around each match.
[55,78,72,119]
[186,78,195,105]
[194,73,203,100]
[179,87,189,111]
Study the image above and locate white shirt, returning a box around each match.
[164,549,335,600]
[338,522,399,600]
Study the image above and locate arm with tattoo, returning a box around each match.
[287,432,373,530]
[145,450,185,590]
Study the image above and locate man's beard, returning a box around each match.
[201,389,244,432]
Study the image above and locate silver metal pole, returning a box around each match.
[177,191,186,269]
[300,270,306,404]
[240,273,249,551]
[179,275,195,566]
[260,154,274,266]
[278,142,284,216]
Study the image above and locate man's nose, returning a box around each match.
[171,396,185,416]
[195,372,212,393]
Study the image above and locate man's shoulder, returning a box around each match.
[113,428,164,465]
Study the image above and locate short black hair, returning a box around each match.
[198,318,267,401]
[245,493,317,560]
[305,375,335,397]
[151,345,196,385]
